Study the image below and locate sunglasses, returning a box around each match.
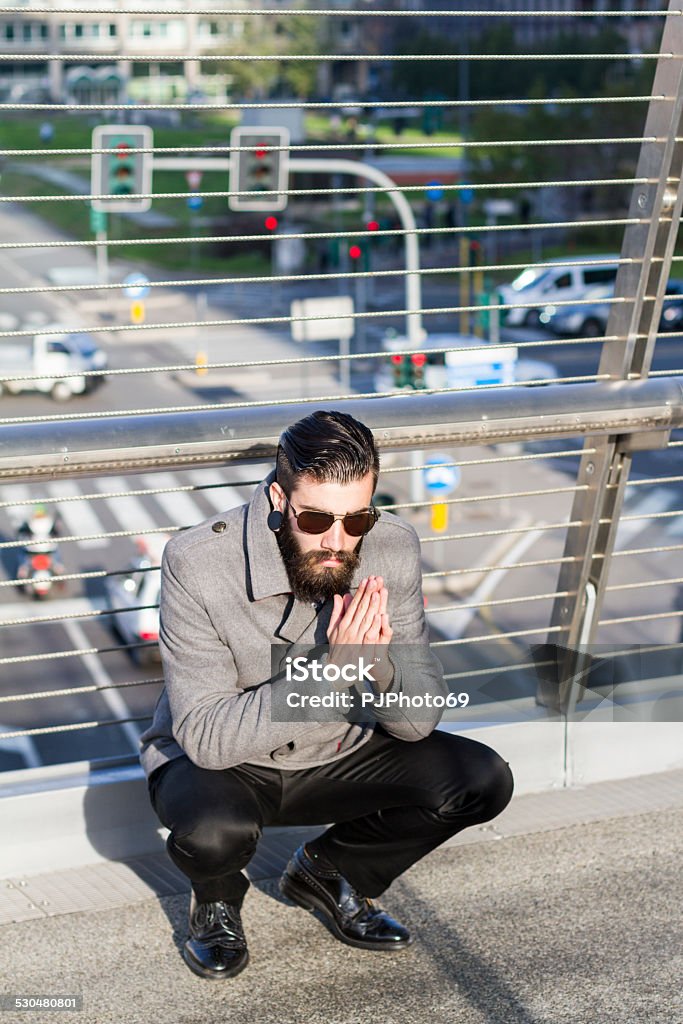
[286,500,379,537]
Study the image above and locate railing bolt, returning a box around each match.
[637,192,648,209]
[586,462,595,475]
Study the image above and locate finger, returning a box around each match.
[327,594,343,638]
[378,612,393,644]
[378,586,389,619]
[345,580,374,631]
[365,610,381,643]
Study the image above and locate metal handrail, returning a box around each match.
[1,379,681,483]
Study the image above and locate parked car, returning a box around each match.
[0,326,107,401]
[543,279,683,337]
[497,256,619,327]
[104,535,170,667]
[374,331,558,393]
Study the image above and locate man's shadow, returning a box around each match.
[81,763,324,958]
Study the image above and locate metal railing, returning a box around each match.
[0,1,681,788]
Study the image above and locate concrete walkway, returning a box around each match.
[2,770,682,1024]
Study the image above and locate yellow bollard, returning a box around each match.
[130,300,145,324]
[195,351,208,376]
[430,502,449,534]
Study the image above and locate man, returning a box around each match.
[140,410,513,980]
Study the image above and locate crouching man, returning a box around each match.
[140,410,513,979]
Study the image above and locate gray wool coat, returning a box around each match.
[139,471,447,778]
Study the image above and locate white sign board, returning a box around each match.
[443,344,517,389]
[291,296,355,343]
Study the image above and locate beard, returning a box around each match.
[276,513,361,603]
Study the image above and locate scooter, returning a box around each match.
[16,544,62,600]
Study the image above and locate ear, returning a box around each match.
[269,481,287,513]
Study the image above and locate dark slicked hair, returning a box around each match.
[276,410,379,494]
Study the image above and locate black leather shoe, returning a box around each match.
[183,895,249,980]
[279,844,412,951]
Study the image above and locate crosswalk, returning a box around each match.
[0,468,681,578]
[0,463,270,565]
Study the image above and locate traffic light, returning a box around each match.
[411,351,427,389]
[390,351,428,390]
[264,215,279,232]
[91,125,153,213]
[229,126,289,212]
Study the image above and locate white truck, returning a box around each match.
[0,328,107,401]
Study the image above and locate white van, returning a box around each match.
[498,256,619,327]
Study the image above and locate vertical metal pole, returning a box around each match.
[548,0,683,712]
[95,230,108,285]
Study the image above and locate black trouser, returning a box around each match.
[147,727,514,904]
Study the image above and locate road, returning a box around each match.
[0,200,681,771]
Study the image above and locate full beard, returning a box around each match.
[276,514,361,603]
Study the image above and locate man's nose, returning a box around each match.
[320,518,345,550]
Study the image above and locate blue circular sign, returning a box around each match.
[423,455,461,495]
[187,194,204,211]
[123,272,150,299]
[425,181,444,202]
[459,187,475,206]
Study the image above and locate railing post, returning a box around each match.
[548,0,683,712]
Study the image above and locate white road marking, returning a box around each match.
[62,618,142,755]
[614,487,674,549]
[142,472,207,528]
[193,468,251,512]
[94,476,158,535]
[47,479,109,549]
[427,526,548,640]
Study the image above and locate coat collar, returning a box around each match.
[246,469,292,602]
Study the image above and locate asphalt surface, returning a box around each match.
[2,792,683,1024]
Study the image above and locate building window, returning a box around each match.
[108,23,117,37]
[22,23,31,41]
[91,23,100,38]
[74,24,84,38]
[39,23,48,39]
[3,24,14,40]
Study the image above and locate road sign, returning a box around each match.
[423,455,461,496]
[185,170,203,190]
[187,194,204,210]
[426,181,444,202]
[123,273,150,300]
[459,186,475,205]
[444,344,517,388]
[290,295,354,343]
[130,300,145,324]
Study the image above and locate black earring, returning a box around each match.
[267,509,284,533]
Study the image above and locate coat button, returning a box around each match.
[212,520,226,533]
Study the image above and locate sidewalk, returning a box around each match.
[2,769,682,1024]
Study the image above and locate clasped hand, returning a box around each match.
[326,575,394,689]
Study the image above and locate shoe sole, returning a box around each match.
[182,946,250,981]
[279,874,413,952]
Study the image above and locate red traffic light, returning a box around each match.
[115,142,132,159]
[411,352,427,367]
[390,354,404,365]
[366,220,379,232]
[255,147,268,159]
[349,244,362,260]
[264,215,278,231]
